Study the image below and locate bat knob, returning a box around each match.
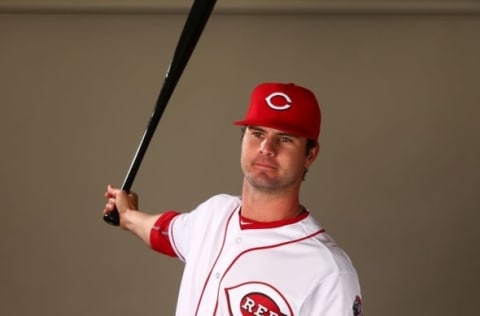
[103,209,120,226]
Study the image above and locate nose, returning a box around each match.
[259,138,275,156]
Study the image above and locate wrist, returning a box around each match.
[120,208,137,231]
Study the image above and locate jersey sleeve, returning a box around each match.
[150,211,180,257]
[167,194,241,263]
[300,272,363,316]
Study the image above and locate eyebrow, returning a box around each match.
[248,126,299,138]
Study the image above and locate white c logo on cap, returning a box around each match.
[265,92,292,110]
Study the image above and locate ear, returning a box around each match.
[305,143,320,168]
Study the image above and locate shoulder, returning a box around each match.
[299,220,362,305]
[298,216,358,277]
[195,193,241,212]
[313,231,358,280]
[206,193,241,205]
[176,194,241,223]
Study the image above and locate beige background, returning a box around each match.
[1,0,479,315]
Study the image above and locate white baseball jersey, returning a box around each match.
[151,194,363,316]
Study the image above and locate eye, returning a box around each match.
[279,136,293,143]
[251,130,263,138]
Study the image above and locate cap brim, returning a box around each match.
[233,120,249,126]
[233,119,314,140]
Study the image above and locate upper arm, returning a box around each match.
[150,211,180,257]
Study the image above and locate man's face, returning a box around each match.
[240,126,318,193]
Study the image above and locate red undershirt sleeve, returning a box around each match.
[150,211,180,257]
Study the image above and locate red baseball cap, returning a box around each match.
[234,82,321,141]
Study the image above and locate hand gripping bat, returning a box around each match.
[103,0,217,226]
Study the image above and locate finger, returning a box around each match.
[103,204,112,214]
[104,201,114,211]
[105,184,121,198]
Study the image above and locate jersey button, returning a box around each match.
[215,272,221,279]
[235,237,242,244]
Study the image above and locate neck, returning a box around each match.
[240,179,302,222]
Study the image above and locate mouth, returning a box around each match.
[252,160,277,171]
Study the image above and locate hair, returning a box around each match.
[302,138,318,180]
[240,127,318,180]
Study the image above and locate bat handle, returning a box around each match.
[103,207,120,226]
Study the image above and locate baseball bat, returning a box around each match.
[103,0,217,226]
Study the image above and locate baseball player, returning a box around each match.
[103,82,363,315]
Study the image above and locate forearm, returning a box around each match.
[121,209,161,246]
